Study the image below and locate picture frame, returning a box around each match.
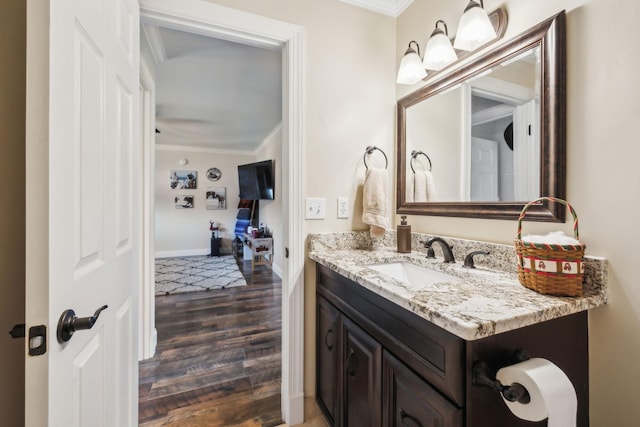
[206,187,227,210]
[206,167,222,181]
[174,195,194,209]
[170,170,197,189]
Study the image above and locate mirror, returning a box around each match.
[397,11,566,222]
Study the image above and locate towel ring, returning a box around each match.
[363,146,388,170]
[410,150,432,173]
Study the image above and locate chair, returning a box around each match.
[232,200,257,257]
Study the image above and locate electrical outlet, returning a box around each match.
[305,198,326,219]
[337,197,349,219]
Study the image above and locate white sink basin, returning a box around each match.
[367,262,458,289]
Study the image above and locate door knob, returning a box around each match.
[57,305,108,343]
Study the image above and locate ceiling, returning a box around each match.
[144,25,282,152]
[143,0,412,152]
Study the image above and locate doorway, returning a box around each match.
[138,1,304,424]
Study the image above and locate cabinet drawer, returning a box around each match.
[383,351,462,427]
[317,264,464,405]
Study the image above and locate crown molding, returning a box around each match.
[339,0,414,17]
[155,143,253,156]
[141,23,167,64]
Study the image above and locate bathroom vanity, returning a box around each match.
[309,9,599,426]
[309,232,607,427]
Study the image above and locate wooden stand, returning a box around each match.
[244,234,273,270]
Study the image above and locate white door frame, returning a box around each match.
[139,59,157,360]
[138,1,305,424]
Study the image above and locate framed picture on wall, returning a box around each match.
[206,187,226,210]
[170,170,197,189]
[206,167,221,181]
[174,195,194,209]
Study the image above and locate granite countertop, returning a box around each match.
[309,232,608,341]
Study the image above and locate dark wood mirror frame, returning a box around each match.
[397,11,566,222]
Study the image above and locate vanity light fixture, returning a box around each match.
[396,41,427,85]
[453,0,497,51]
[423,20,458,71]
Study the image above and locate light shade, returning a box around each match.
[423,20,457,71]
[453,0,497,51]
[396,41,427,85]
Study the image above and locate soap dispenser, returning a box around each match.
[397,216,411,253]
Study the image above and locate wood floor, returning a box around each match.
[139,258,283,427]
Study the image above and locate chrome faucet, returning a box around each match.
[423,237,455,263]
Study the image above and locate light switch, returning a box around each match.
[305,198,326,219]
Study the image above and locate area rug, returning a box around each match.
[155,255,247,295]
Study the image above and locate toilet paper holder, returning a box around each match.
[472,350,531,404]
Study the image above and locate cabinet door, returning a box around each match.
[383,351,462,427]
[317,295,341,425]
[343,316,382,427]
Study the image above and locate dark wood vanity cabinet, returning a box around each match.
[317,296,341,425]
[316,264,589,427]
[343,316,382,427]
[316,264,462,427]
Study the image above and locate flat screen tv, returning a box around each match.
[238,160,275,200]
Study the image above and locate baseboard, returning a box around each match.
[155,248,210,258]
[284,392,305,425]
[150,327,157,358]
[272,262,283,279]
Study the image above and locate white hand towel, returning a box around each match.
[414,171,438,202]
[362,167,389,237]
[414,172,428,202]
[406,173,414,202]
[425,170,438,202]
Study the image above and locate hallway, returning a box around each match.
[139,260,282,426]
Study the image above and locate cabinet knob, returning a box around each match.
[324,329,334,351]
[346,348,356,376]
[400,409,424,427]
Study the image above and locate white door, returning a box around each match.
[513,100,540,200]
[470,137,499,201]
[25,0,140,426]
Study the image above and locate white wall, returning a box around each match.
[154,148,254,256]
[397,0,640,425]
[0,1,25,425]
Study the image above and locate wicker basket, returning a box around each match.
[515,197,586,297]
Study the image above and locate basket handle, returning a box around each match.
[516,197,579,240]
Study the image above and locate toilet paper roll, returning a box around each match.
[496,358,577,427]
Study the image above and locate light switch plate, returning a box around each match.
[337,197,349,218]
[305,198,326,219]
